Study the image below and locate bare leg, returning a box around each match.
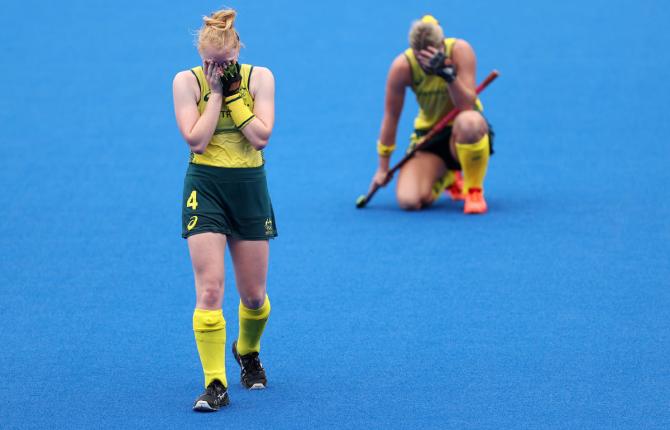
[449,110,489,159]
[188,232,227,310]
[228,239,269,309]
[188,232,229,393]
[396,151,446,210]
[450,111,491,214]
[229,239,271,364]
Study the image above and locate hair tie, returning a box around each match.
[421,15,439,25]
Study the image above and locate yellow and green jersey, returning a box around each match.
[189,64,263,168]
[404,38,483,131]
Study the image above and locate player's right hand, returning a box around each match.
[372,167,393,187]
[203,59,224,95]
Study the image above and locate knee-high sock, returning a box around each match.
[237,296,271,356]
[193,309,227,388]
[456,134,490,193]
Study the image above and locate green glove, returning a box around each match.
[220,62,242,97]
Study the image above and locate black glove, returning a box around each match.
[427,51,457,83]
[220,62,242,97]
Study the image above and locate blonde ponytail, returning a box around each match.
[197,8,242,54]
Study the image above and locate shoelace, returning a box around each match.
[206,382,225,397]
[468,189,483,201]
[241,353,263,374]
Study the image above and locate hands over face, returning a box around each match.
[203,59,225,94]
[416,46,457,83]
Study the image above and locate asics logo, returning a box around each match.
[187,216,198,231]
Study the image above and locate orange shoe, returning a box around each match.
[464,188,487,214]
[445,171,465,201]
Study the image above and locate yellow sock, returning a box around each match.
[193,309,227,388]
[237,296,271,356]
[431,170,457,200]
[456,134,490,193]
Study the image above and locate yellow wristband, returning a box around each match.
[377,140,396,157]
[225,94,256,129]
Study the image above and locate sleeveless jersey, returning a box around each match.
[189,64,263,168]
[404,38,483,131]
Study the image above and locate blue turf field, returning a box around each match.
[1,0,669,428]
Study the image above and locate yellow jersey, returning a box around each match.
[404,38,483,131]
[189,64,263,168]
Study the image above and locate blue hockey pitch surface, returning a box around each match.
[0,1,668,428]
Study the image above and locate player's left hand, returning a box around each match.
[417,46,439,69]
[220,62,242,97]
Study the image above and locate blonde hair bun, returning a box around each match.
[409,16,444,51]
[197,8,241,54]
[203,9,236,31]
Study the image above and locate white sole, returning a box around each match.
[193,400,217,411]
[249,383,266,390]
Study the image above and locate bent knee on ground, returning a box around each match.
[453,111,488,143]
[397,189,433,210]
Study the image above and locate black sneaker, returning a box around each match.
[232,340,267,389]
[192,379,230,412]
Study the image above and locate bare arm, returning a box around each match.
[379,55,411,167]
[446,40,478,109]
[371,54,411,187]
[242,67,275,150]
[172,62,224,154]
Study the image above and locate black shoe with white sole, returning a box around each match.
[232,340,267,389]
[192,379,230,412]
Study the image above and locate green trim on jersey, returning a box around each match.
[404,38,483,131]
[190,64,264,168]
